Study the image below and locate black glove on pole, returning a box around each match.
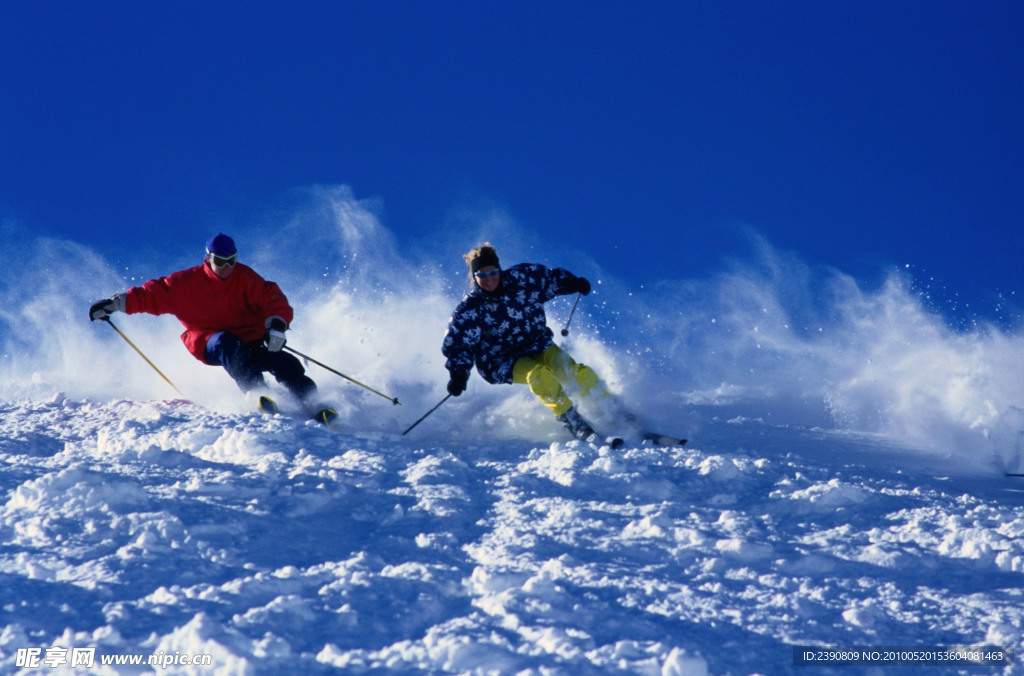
[447,370,469,397]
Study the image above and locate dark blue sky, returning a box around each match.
[3,1,1022,320]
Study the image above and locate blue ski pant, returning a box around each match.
[511,344,607,417]
[204,332,317,402]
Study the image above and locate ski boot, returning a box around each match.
[557,406,599,443]
[558,406,625,448]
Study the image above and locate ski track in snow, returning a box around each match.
[1,396,1022,675]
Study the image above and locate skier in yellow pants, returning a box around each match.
[442,243,614,442]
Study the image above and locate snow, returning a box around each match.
[2,191,1024,673]
[0,397,1021,675]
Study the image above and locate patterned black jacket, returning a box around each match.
[443,263,580,384]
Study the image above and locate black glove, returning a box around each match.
[89,299,113,321]
[568,276,591,296]
[89,294,126,321]
[447,370,469,397]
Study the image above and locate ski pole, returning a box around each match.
[103,318,184,396]
[560,293,581,336]
[284,346,401,406]
[402,394,451,435]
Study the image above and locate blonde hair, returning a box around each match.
[463,242,499,270]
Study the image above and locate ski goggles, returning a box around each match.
[474,268,500,279]
[208,252,238,268]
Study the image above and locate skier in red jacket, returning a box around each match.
[90,233,329,418]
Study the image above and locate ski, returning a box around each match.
[643,432,687,447]
[311,408,339,426]
[258,396,280,415]
[258,396,338,427]
[1006,472,1024,478]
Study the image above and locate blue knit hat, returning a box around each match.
[205,233,237,257]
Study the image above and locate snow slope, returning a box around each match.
[0,396,1021,675]
[2,190,1024,673]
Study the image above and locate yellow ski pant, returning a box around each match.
[511,344,605,417]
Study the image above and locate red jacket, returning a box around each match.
[125,261,294,363]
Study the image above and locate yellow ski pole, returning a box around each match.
[284,346,401,406]
[103,318,184,397]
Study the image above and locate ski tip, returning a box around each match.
[258,396,279,415]
[311,408,339,425]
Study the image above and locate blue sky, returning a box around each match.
[3,1,1023,323]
